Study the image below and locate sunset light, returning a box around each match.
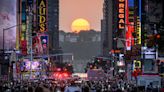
[71,18,90,33]
[0,0,163,90]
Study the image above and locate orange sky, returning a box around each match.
[59,0,103,32]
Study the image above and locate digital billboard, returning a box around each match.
[32,35,48,55]
[20,0,27,55]
[21,59,42,72]
[40,35,48,54]
[33,36,42,55]
[125,0,135,50]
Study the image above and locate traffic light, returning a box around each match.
[155,34,161,44]
[146,35,155,48]
[146,34,161,48]
[94,57,103,64]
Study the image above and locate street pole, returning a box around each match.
[3,28,5,56]
[2,22,33,80]
[28,6,33,80]
[3,28,5,62]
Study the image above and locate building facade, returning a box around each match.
[48,0,60,54]
[16,0,60,55]
[102,0,164,77]
[102,0,118,57]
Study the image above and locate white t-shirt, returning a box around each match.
[64,86,82,92]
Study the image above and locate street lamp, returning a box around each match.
[2,24,22,81]
[2,24,24,55]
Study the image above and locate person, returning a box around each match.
[64,82,81,92]
[35,86,43,92]
[82,82,90,92]
[28,86,33,92]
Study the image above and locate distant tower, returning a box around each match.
[48,0,60,54]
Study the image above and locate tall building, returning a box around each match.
[48,0,60,54]
[142,0,164,57]
[141,0,164,73]
[102,0,118,57]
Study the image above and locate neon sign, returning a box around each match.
[125,0,135,50]
[20,1,27,55]
[118,0,125,30]
[38,0,47,32]
[136,17,141,44]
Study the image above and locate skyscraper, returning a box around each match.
[102,0,112,57]
[48,0,60,54]
[101,0,118,57]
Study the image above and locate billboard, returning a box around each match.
[125,0,135,50]
[118,0,125,32]
[32,35,48,55]
[20,1,27,55]
[32,0,48,55]
[135,0,141,45]
[21,59,41,72]
[32,36,43,55]
[37,0,47,33]
[40,35,48,54]
[19,0,33,55]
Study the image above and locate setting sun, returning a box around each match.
[71,18,90,33]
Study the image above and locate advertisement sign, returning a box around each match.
[21,59,41,72]
[125,0,135,50]
[118,0,125,32]
[32,36,43,55]
[21,40,27,55]
[37,0,47,33]
[32,35,48,55]
[135,0,141,45]
[20,1,27,55]
[40,35,48,54]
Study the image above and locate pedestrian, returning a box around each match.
[35,86,43,92]
[82,82,90,92]
[28,86,33,92]
[146,85,152,92]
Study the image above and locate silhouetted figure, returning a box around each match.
[116,89,123,92]
[28,86,33,92]
[82,84,90,92]
[35,86,43,92]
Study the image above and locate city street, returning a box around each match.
[0,0,164,92]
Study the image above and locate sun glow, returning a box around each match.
[71,18,90,33]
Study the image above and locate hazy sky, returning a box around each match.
[0,0,16,49]
[59,0,103,32]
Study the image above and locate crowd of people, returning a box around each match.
[0,78,163,92]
